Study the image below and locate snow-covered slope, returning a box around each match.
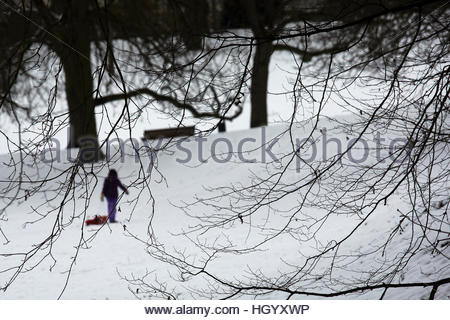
[0,117,448,299]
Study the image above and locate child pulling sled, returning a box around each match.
[100,169,129,223]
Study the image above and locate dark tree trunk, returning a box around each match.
[58,0,103,162]
[218,119,226,132]
[250,40,273,128]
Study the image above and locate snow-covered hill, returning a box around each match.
[0,116,449,299]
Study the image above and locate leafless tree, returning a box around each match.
[129,0,450,299]
[0,0,245,161]
[0,0,449,300]
[0,0,248,297]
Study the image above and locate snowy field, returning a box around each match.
[0,116,449,300]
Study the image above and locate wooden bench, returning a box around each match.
[142,126,195,140]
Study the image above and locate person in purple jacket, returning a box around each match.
[100,169,128,223]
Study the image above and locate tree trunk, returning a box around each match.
[58,1,102,162]
[250,40,273,128]
[218,119,226,132]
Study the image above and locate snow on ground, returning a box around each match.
[0,116,449,299]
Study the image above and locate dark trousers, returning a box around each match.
[106,197,118,222]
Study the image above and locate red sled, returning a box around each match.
[86,215,108,226]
